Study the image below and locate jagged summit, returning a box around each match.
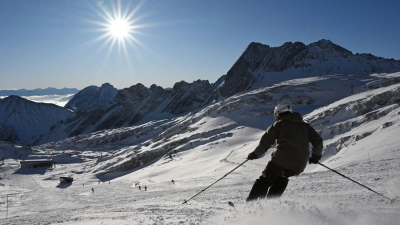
[218,39,400,97]
[65,83,118,111]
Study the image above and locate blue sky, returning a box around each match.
[1,0,399,90]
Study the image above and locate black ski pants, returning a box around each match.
[246,161,299,202]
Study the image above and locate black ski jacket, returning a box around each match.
[251,112,323,173]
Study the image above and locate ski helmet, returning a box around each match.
[274,103,292,115]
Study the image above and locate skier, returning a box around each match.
[246,103,323,201]
[139,186,141,190]
[172,179,175,184]
[144,186,147,191]
[91,188,94,193]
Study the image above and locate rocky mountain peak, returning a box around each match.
[101,83,113,88]
[65,83,118,111]
[308,39,353,57]
[218,39,400,97]
[172,81,190,91]
[2,95,21,102]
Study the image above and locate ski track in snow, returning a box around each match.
[0,157,399,225]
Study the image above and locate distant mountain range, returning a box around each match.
[1,39,400,146]
[0,87,79,96]
[36,72,400,174]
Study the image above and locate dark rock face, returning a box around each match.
[163,80,214,115]
[99,83,171,129]
[98,80,214,128]
[219,42,269,97]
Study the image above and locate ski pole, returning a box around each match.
[318,162,393,202]
[182,159,248,205]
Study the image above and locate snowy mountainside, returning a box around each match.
[37,80,215,144]
[36,73,400,175]
[218,39,400,97]
[0,142,33,160]
[31,73,400,194]
[0,96,73,145]
[304,74,400,168]
[51,72,400,189]
[1,75,400,224]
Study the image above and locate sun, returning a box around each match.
[108,18,131,40]
[84,0,148,60]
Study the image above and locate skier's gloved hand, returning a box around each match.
[247,152,258,160]
[309,154,321,164]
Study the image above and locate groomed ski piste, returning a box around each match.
[1,73,400,225]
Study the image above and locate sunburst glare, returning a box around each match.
[82,0,149,65]
[108,18,130,39]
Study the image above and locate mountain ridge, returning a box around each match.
[218,39,400,97]
[2,39,400,146]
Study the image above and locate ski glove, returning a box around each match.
[309,154,321,164]
[247,152,258,160]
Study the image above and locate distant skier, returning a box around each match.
[144,186,147,191]
[172,180,175,184]
[139,186,141,190]
[246,103,323,201]
[91,188,94,193]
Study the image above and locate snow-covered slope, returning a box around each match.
[35,73,400,175]
[1,74,400,224]
[304,77,400,169]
